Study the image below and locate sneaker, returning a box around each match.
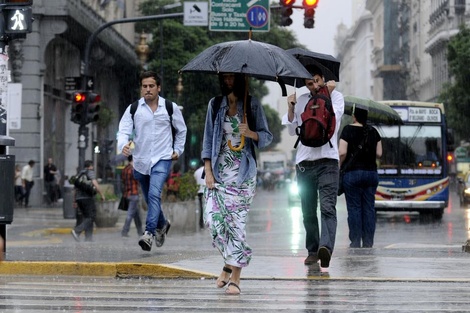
[155,220,171,248]
[138,231,154,251]
[71,230,80,242]
[318,246,331,268]
[304,255,319,265]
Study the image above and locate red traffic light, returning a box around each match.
[303,0,318,7]
[4,0,33,3]
[280,0,295,6]
[73,92,86,103]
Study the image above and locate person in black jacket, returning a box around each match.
[338,105,382,248]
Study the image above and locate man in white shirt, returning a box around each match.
[117,71,187,251]
[282,65,344,272]
[20,160,35,208]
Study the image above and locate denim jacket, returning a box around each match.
[201,95,273,186]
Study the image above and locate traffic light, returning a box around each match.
[71,91,87,124]
[1,0,33,36]
[279,0,294,27]
[85,92,101,124]
[303,0,317,29]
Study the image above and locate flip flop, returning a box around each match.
[216,266,232,288]
[225,282,241,295]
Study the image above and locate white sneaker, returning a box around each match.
[138,231,154,251]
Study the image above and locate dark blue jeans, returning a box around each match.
[296,159,338,256]
[343,170,378,248]
[134,160,172,236]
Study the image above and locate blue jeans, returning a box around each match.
[296,159,338,256]
[343,170,378,248]
[121,195,143,236]
[134,160,172,236]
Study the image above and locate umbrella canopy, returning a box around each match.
[285,48,341,88]
[180,39,312,85]
[344,95,403,125]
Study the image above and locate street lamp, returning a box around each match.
[175,75,183,103]
[135,32,150,69]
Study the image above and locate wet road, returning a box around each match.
[2,276,470,312]
[1,186,469,311]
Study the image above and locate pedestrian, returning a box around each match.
[338,105,382,248]
[121,155,143,238]
[202,73,273,295]
[14,164,24,205]
[193,163,205,228]
[19,160,35,208]
[71,160,105,242]
[117,70,187,252]
[282,65,345,272]
[166,162,181,201]
[44,157,58,205]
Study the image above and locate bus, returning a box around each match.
[374,101,452,219]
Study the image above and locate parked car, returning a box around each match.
[458,172,470,205]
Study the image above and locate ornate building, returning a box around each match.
[9,0,141,205]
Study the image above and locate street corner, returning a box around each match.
[116,263,215,279]
[0,260,216,279]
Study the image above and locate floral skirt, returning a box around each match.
[204,152,256,267]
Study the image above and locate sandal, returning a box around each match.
[225,282,241,295]
[216,266,232,288]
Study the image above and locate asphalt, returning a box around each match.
[1,198,470,282]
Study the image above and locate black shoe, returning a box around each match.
[304,255,319,265]
[318,246,331,268]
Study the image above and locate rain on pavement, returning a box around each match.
[1,186,469,311]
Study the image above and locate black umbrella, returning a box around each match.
[180,38,312,150]
[285,48,341,87]
[180,39,312,95]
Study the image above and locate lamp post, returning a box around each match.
[135,32,150,69]
[175,75,183,103]
[160,2,182,94]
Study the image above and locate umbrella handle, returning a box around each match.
[228,136,245,151]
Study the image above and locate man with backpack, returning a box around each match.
[117,71,187,252]
[282,65,345,272]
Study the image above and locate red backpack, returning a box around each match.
[294,86,336,148]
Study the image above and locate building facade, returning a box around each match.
[9,0,142,205]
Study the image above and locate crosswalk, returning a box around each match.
[1,276,470,312]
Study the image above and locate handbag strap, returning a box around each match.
[341,126,369,172]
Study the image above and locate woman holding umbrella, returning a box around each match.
[201,73,272,295]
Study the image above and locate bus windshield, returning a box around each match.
[377,124,443,176]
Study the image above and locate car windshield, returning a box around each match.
[376,124,443,176]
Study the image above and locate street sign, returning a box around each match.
[184,2,208,26]
[64,77,80,92]
[210,0,270,32]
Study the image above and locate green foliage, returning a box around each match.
[96,103,115,129]
[137,0,304,165]
[262,104,284,150]
[175,171,198,201]
[440,24,470,139]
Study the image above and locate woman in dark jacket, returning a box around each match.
[338,105,382,248]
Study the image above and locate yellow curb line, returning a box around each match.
[0,261,215,279]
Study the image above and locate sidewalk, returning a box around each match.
[1,203,470,282]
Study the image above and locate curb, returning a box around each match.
[0,261,215,279]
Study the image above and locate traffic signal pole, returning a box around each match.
[78,12,183,170]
